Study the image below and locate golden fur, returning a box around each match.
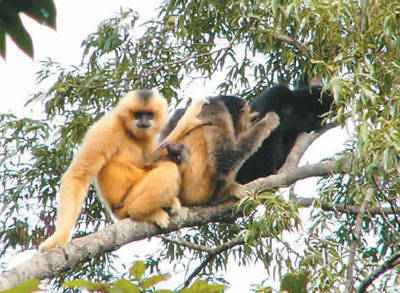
[157,96,280,206]
[40,90,181,252]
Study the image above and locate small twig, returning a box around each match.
[344,187,375,293]
[160,236,214,253]
[183,254,215,288]
[182,236,245,288]
[66,40,236,90]
[372,177,400,228]
[294,197,400,216]
[357,251,400,293]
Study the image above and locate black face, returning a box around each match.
[134,110,154,129]
[166,143,189,165]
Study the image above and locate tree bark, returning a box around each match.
[0,159,347,290]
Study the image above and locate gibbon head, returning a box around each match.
[165,142,191,167]
[197,95,250,135]
[116,90,168,139]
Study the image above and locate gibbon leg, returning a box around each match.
[115,162,181,227]
[168,197,182,215]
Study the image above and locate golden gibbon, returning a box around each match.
[155,95,280,206]
[39,90,183,252]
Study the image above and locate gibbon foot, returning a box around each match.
[130,208,171,228]
[228,183,249,199]
[39,233,69,252]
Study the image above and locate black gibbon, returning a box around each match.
[236,84,333,184]
[39,90,183,252]
[156,95,280,206]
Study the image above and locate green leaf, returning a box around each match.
[141,274,168,290]
[0,279,40,293]
[280,270,310,293]
[130,261,147,281]
[113,278,140,293]
[0,3,33,57]
[182,280,226,293]
[63,280,111,292]
[0,28,5,58]
[9,0,56,28]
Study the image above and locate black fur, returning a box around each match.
[236,84,333,184]
[136,89,154,104]
[200,95,278,180]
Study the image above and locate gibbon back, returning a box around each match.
[158,95,279,205]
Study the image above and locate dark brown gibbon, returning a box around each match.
[40,90,183,252]
[155,95,280,206]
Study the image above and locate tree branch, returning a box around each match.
[345,187,375,293]
[0,157,347,290]
[279,122,339,173]
[183,236,245,288]
[357,251,400,293]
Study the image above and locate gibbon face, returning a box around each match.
[164,142,191,166]
[116,90,168,139]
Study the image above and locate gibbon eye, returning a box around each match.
[134,111,154,119]
[174,154,182,164]
[144,111,154,118]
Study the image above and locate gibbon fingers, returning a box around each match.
[156,95,280,206]
[39,90,182,252]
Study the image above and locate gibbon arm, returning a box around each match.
[39,126,116,252]
[211,112,280,179]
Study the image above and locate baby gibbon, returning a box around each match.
[39,90,182,252]
[156,95,280,206]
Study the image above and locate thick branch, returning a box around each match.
[0,204,235,290]
[0,158,344,290]
[246,159,349,193]
[279,122,339,172]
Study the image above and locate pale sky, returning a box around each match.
[0,1,348,291]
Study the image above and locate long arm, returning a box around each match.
[213,112,280,179]
[39,125,116,252]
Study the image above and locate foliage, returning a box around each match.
[1,0,400,291]
[0,279,40,293]
[0,0,56,58]
[63,261,225,293]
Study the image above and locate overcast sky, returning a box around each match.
[0,0,162,116]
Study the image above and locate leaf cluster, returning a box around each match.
[0,0,56,58]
